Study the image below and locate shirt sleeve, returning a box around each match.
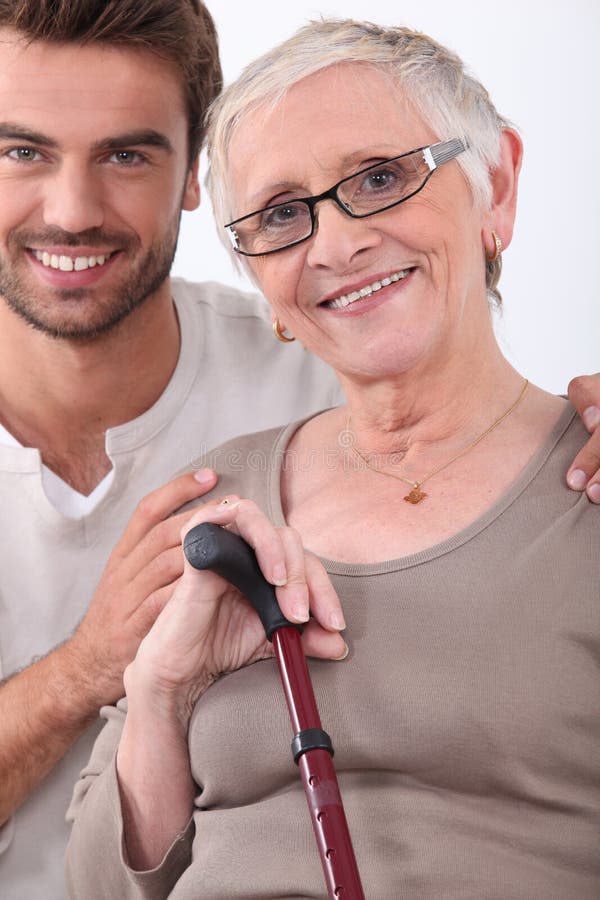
[65,699,194,900]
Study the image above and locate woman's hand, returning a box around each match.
[124,496,348,728]
[116,497,347,870]
[567,374,600,503]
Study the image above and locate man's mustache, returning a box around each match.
[10,227,136,250]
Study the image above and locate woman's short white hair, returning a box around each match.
[206,18,512,302]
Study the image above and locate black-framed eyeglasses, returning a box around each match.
[225,138,467,257]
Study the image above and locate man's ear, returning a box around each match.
[182,156,201,211]
[482,128,523,255]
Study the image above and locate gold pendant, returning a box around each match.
[404,487,427,504]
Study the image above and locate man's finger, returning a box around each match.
[130,580,181,639]
[113,470,217,558]
[567,375,600,433]
[128,546,186,616]
[587,477,600,504]
[567,429,600,503]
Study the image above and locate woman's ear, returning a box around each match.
[482,128,523,254]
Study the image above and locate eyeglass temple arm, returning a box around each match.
[426,138,468,169]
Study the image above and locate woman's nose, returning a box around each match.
[306,200,381,272]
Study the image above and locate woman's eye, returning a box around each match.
[362,166,403,192]
[370,171,393,186]
[262,204,304,230]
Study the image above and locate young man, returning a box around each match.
[0,3,344,897]
[0,2,597,898]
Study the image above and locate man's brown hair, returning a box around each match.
[0,0,223,163]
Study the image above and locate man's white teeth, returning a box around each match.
[34,250,109,272]
[326,269,411,309]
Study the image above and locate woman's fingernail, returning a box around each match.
[587,482,600,503]
[272,563,287,586]
[567,469,587,490]
[332,641,349,661]
[194,468,215,484]
[290,602,309,623]
[330,611,346,631]
[583,406,600,431]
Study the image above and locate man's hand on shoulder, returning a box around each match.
[567,374,600,503]
[66,469,218,707]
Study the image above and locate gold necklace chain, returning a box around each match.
[347,379,529,504]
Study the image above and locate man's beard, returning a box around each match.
[0,217,181,342]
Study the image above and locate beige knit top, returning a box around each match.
[66,406,600,899]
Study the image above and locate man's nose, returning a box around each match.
[41,161,105,234]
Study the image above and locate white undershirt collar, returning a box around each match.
[0,422,114,519]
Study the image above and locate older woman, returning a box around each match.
[66,19,599,899]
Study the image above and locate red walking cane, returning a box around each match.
[183,523,365,900]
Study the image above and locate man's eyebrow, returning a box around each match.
[92,130,174,154]
[0,123,58,147]
[0,125,174,155]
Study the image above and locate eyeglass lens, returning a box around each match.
[231,148,436,255]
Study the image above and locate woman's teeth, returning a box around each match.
[324,268,411,309]
[33,250,111,272]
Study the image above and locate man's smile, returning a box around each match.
[31,249,115,272]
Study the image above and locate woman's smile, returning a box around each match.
[319,266,415,310]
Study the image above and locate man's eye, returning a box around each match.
[7,147,41,162]
[110,150,143,165]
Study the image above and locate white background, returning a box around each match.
[172,0,599,394]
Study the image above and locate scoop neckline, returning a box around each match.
[266,403,577,576]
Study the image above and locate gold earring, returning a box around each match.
[272,318,295,343]
[486,230,502,262]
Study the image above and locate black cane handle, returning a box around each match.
[183,523,300,640]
